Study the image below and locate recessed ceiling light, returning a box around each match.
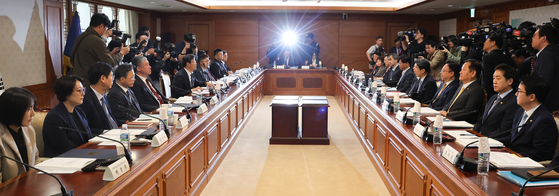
[149,1,155,4]
[182,10,187,12]
[448,5,453,7]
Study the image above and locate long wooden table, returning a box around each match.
[2,69,558,195]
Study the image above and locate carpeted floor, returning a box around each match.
[200,96,390,196]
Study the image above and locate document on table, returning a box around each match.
[375,87,398,92]
[35,158,96,174]
[386,92,407,97]
[157,107,183,113]
[399,98,419,104]
[175,96,193,104]
[404,107,441,115]
[490,152,543,169]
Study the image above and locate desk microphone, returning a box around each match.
[512,164,559,196]
[445,110,479,121]
[335,55,345,67]
[57,126,133,165]
[170,85,192,95]
[454,124,525,171]
[0,153,74,196]
[401,107,414,125]
[356,63,368,72]
[117,105,170,138]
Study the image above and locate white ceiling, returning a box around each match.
[101,0,513,14]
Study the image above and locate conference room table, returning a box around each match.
[1,68,558,196]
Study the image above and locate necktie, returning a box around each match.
[434,83,447,100]
[189,74,194,88]
[206,69,216,81]
[126,90,141,112]
[518,113,528,133]
[416,79,423,93]
[101,96,118,129]
[146,79,163,104]
[397,70,405,86]
[448,86,465,111]
[486,96,502,117]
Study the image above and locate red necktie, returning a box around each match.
[146,79,164,104]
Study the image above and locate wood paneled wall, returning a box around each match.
[159,13,440,73]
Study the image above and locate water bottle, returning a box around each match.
[167,104,174,126]
[196,89,202,105]
[273,61,276,69]
[477,152,490,175]
[433,125,442,145]
[120,124,130,150]
[394,100,400,112]
[368,78,373,88]
[413,112,421,125]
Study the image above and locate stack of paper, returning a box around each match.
[490,152,543,169]
[403,107,441,115]
[157,107,183,113]
[498,171,559,187]
[92,129,148,145]
[445,130,504,147]
[399,98,419,104]
[35,158,96,174]
[375,87,398,92]
[386,92,407,97]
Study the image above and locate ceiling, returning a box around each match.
[101,0,513,14]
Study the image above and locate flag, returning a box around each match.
[63,11,81,75]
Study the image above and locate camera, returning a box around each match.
[397,28,416,42]
[130,40,147,55]
[184,33,196,44]
[107,20,123,37]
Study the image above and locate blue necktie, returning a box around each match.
[101,96,118,129]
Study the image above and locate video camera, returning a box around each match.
[107,20,123,37]
[130,39,147,55]
[398,28,416,42]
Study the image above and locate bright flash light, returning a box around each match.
[282,32,297,46]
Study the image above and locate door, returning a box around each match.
[185,21,214,54]
[387,23,415,52]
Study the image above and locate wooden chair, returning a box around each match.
[30,107,51,157]
[160,71,172,99]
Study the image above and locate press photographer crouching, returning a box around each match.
[123,32,152,63]
[157,42,180,81]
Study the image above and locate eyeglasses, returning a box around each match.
[75,88,85,94]
[516,91,526,95]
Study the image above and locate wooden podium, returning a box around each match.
[270,96,330,145]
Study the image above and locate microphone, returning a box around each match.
[446,110,479,121]
[455,124,525,171]
[0,153,74,196]
[400,107,414,125]
[172,103,193,119]
[512,164,559,196]
[335,55,345,68]
[57,126,133,165]
[170,85,192,94]
[356,63,368,72]
[117,105,171,138]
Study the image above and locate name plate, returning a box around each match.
[413,124,425,137]
[175,116,189,129]
[365,87,370,93]
[210,96,219,105]
[442,145,460,165]
[301,66,310,69]
[372,93,378,103]
[103,157,130,181]
[395,111,405,122]
[353,78,358,84]
[197,103,208,114]
[382,100,390,111]
[151,130,169,147]
[276,65,285,69]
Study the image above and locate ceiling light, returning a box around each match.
[448,5,453,7]
[282,0,287,2]
[149,1,155,4]
[317,0,321,3]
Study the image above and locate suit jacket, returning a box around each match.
[390,47,404,55]
[427,50,445,79]
[43,102,93,157]
[277,56,296,68]
[396,68,415,93]
[408,74,438,104]
[443,81,484,124]
[192,66,216,88]
[532,44,559,112]
[223,61,231,72]
[107,84,143,126]
[473,91,520,136]
[172,68,195,98]
[383,66,402,87]
[481,49,516,98]
[0,124,39,182]
[209,59,228,79]
[131,75,167,113]
[429,79,459,111]
[496,105,558,161]
[78,87,118,135]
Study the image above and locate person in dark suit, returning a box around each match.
[122,32,150,63]
[209,48,228,79]
[531,25,559,113]
[43,75,93,157]
[395,55,414,92]
[510,49,532,89]
[107,64,143,126]
[440,59,485,124]
[78,62,119,134]
[429,62,460,111]
[266,37,281,68]
[481,34,516,99]
[382,54,402,87]
[305,52,322,68]
[277,50,296,68]
[389,38,404,56]
[474,64,520,136]
[407,59,437,104]
[495,75,558,161]
[192,53,217,88]
[131,56,168,113]
[172,54,204,98]
[222,50,233,74]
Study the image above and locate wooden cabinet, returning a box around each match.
[359,107,366,136]
[207,123,219,165]
[375,123,388,166]
[243,94,249,117]
[237,99,244,125]
[428,177,452,196]
[348,95,354,118]
[131,175,161,196]
[220,114,230,148]
[387,137,403,190]
[162,152,187,196]
[188,133,207,195]
[365,114,375,149]
[353,100,359,122]
[403,155,427,196]
[230,105,237,134]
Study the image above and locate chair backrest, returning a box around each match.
[30,110,49,157]
[554,117,559,155]
[160,72,172,99]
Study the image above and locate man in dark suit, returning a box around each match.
[382,54,402,87]
[429,62,460,111]
[172,54,204,98]
[531,25,559,113]
[395,55,414,92]
[389,39,404,56]
[131,56,168,113]
[122,32,150,63]
[107,64,143,126]
[277,50,296,68]
[440,59,485,124]
[209,48,228,79]
[78,62,119,134]
[495,75,558,161]
[474,64,520,136]
[407,59,437,104]
[192,53,217,87]
[266,37,281,68]
[510,49,532,87]
[481,34,516,99]
[222,50,233,74]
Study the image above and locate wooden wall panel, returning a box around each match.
[339,20,385,37]
[215,20,259,36]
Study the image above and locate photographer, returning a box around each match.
[418,40,445,79]
[303,33,320,60]
[107,38,122,57]
[460,45,482,65]
[481,34,516,98]
[441,36,462,64]
[402,28,426,55]
[70,13,130,86]
[160,42,180,80]
[266,37,281,68]
[366,36,385,72]
[123,32,150,63]
[511,49,532,88]
[531,25,559,113]
[176,33,196,61]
